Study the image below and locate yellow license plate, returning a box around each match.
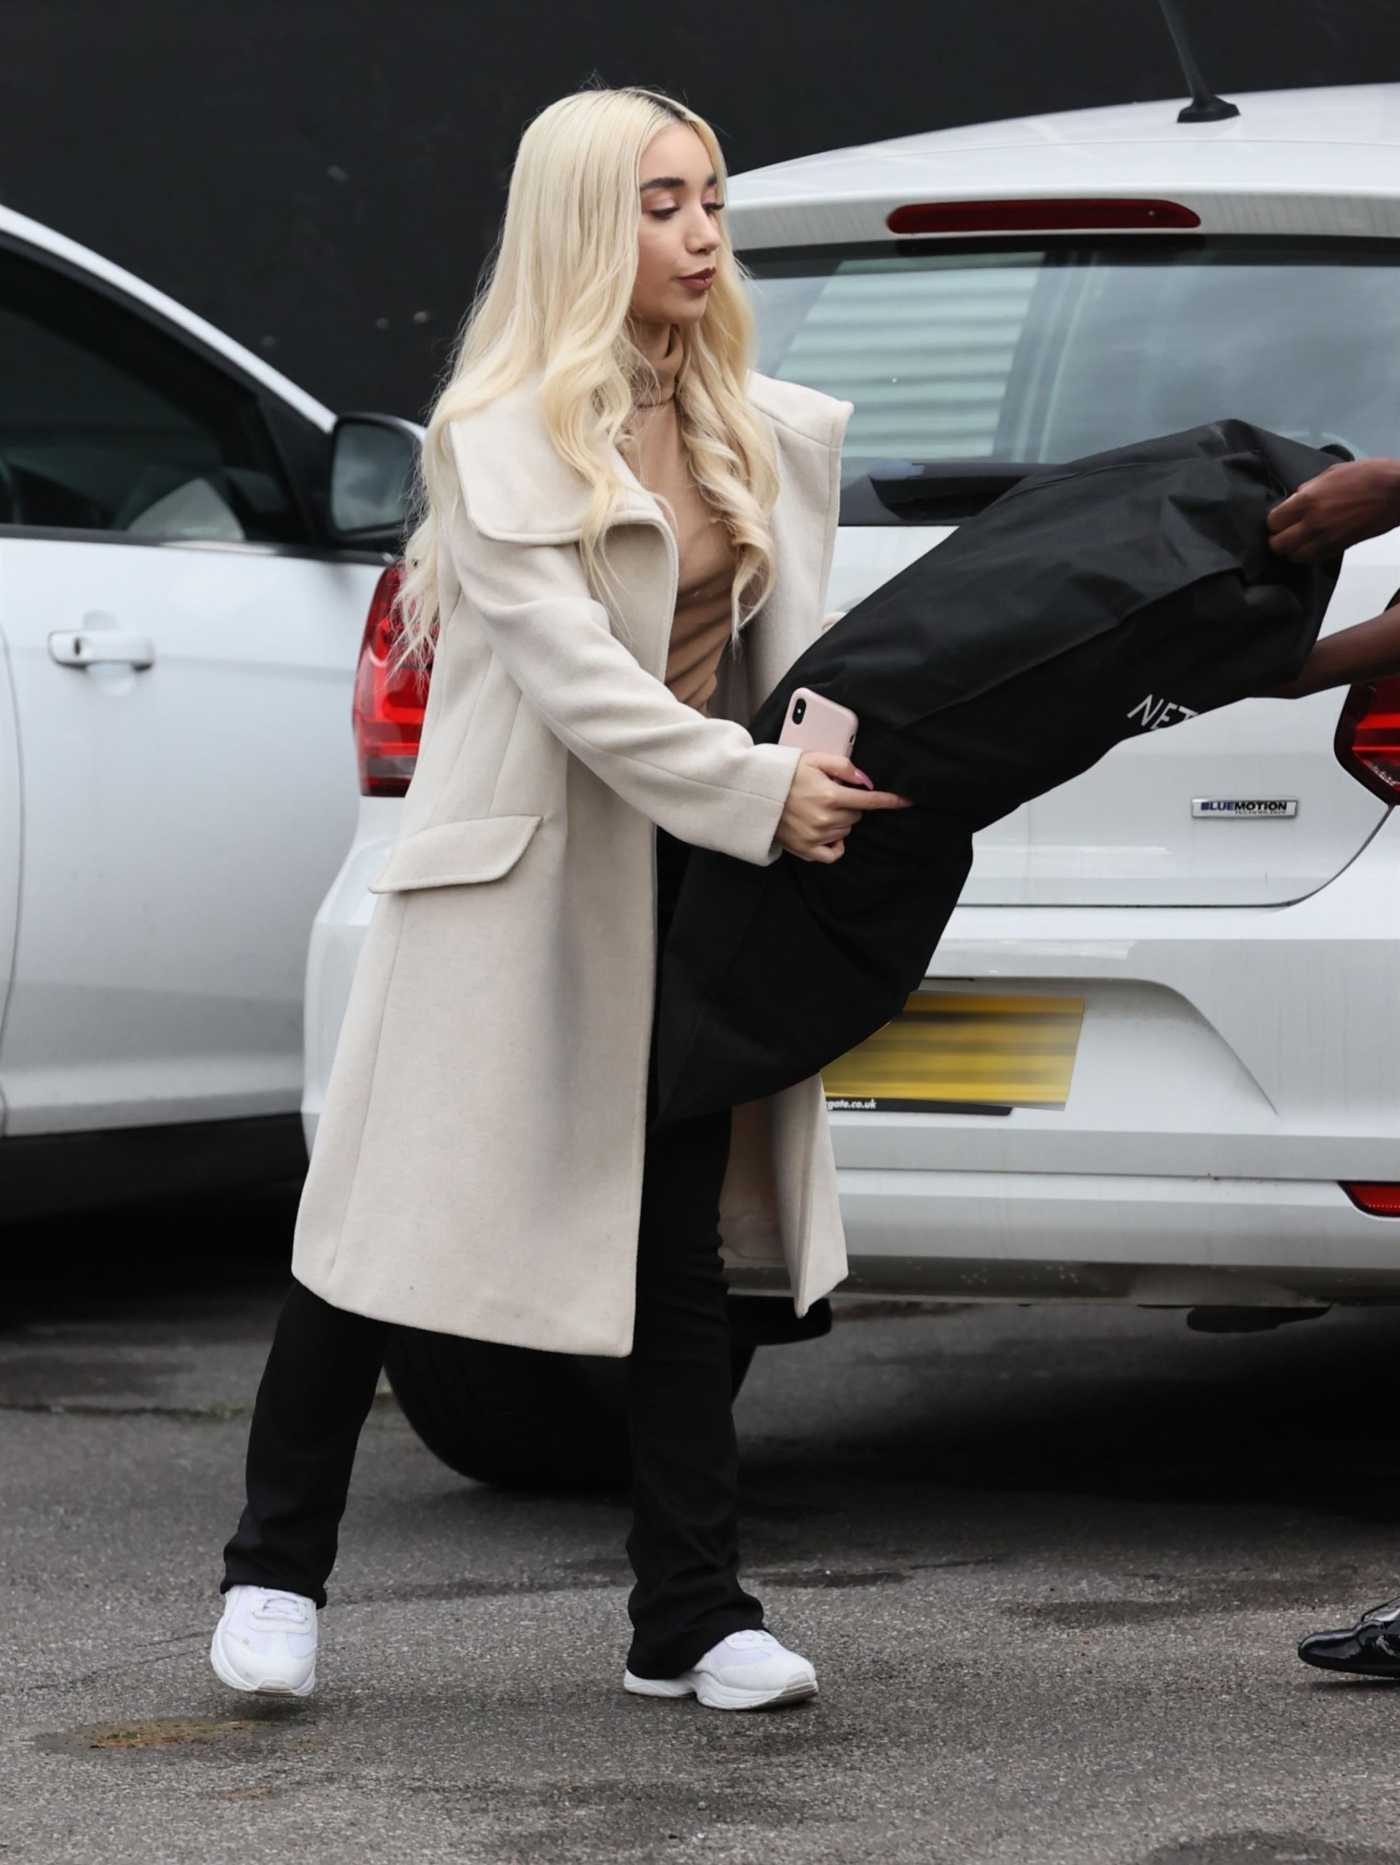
[822,990,1085,1114]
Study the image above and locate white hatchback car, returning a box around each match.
[308,83,1400,1484]
[0,207,417,1217]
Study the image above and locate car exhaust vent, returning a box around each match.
[1341,1183,1400,1217]
[1334,676,1400,805]
[886,198,1201,236]
[353,563,429,798]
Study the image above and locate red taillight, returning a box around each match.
[886,198,1201,235]
[353,563,431,798]
[1342,1183,1400,1217]
[1334,676,1400,804]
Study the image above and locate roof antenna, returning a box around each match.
[1156,0,1240,123]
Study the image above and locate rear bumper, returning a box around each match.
[850,805,1400,1183]
[303,804,1400,1304]
[300,800,401,1156]
[788,1168,1400,1305]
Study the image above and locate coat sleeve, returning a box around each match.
[442,423,803,866]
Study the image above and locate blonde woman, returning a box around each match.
[210,85,909,1712]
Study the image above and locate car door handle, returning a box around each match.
[48,630,156,670]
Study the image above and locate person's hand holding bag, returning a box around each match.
[776,752,912,863]
[1268,458,1400,561]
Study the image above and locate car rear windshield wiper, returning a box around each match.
[846,442,1358,528]
[845,460,1037,526]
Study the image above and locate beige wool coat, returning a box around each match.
[290,366,855,1357]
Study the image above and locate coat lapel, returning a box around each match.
[449,372,677,680]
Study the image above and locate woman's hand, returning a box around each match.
[776,752,913,864]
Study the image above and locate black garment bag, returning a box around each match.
[652,419,1341,1126]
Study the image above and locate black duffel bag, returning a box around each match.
[652,418,1342,1126]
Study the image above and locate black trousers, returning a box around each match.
[221,827,764,1679]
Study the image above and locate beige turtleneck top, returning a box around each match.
[619,326,738,715]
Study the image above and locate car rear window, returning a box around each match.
[742,237,1400,520]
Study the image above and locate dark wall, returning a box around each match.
[3,1,1395,420]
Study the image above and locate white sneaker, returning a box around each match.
[209,1585,318,1697]
[624,1629,818,1710]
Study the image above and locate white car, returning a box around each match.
[308,83,1400,1484]
[0,206,418,1216]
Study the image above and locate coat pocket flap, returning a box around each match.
[368,814,543,893]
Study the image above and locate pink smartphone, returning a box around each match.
[778,686,859,757]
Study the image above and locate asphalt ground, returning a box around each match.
[4,1189,1400,1865]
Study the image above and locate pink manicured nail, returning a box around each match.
[851,767,875,789]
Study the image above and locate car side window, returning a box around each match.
[0,245,307,545]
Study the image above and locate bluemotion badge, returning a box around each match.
[1191,798,1298,819]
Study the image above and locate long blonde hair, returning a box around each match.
[392,85,779,677]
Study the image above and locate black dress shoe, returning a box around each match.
[1298,1600,1400,1677]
